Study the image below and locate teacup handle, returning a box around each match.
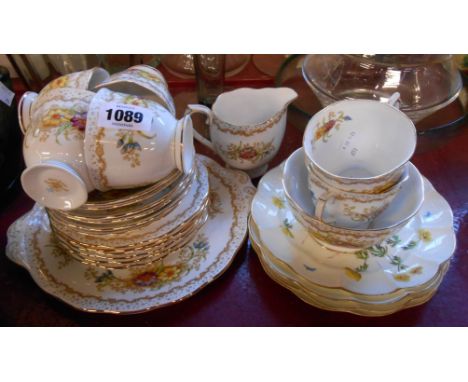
[314,191,335,221]
[17,91,38,135]
[185,104,215,152]
[387,92,400,109]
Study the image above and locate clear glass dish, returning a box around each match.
[302,54,463,122]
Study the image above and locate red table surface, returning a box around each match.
[1,59,467,326]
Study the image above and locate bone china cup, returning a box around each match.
[307,162,407,229]
[84,88,195,192]
[94,65,176,116]
[283,148,424,252]
[21,88,96,210]
[185,87,298,178]
[18,67,110,135]
[302,98,417,226]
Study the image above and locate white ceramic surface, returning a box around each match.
[283,149,424,250]
[186,87,297,177]
[85,88,195,191]
[95,65,175,116]
[250,217,451,316]
[52,157,209,247]
[305,153,406,229]
[30,67,109,117]
[251,161,454,295]
[21,88,96,209]
[5,156,255,314]
[303,98,416,194]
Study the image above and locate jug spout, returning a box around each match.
[275,87,299,108]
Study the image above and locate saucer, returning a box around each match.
[5,156,255,314]
[250,161,455,297]
[250,217,450,316]
[283,148,424,251]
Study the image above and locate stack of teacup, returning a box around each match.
[283,94,425,251]
[17,65,212,269]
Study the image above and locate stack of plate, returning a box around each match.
[47,157,210,269]
[250,161,456,316]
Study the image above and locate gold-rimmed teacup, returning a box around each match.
[282,148,424,251]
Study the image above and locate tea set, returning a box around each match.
[5,60,456,315]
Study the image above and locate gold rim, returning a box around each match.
[10,157,254,314]
[249,215,451,299]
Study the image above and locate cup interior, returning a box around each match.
[283,148,424,231]
[88,68,110,91]
[212,88,293,126]
[303,100,416,179]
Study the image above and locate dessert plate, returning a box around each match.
[5,156,255,314]
[250,216,451,316]
[251,162,456,296]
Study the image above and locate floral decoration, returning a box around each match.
[116,131,142,167]
[281,218,294,238]
[42,76,69,93]
[84,234,210,292]
[272,196,286,209]
[346,230,432,282]
[218,139,275,164]
[128,69,163,84]
[208,190,223,218]
[113,95,156,167]
[342,204,381,222]
[40,108,87,143]
[313,111,351,143]
[45,178,69,193]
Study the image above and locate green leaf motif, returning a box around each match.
[355,263,368,273]
[386,235,401,247]
[390,256,407,272]
[369,244,387,257]
[402,240,417,250]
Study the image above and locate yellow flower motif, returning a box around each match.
[42,108,75,128]
[134,69,162,83]
[45,178,69,192]
[47,76,68,90]
[123,95,149,107]
[393,273,411,282]
[418,229,432,243]
[272,196,285,209]
[345,267,362,281]
[409,265,423,275]
[158,265,182,281]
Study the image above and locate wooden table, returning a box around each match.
[1,56,467,326]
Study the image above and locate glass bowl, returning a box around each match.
[302,54,463,122]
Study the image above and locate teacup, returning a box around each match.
[94,65,176,116]
[307,161,407,229]
[18,67,110,134]
[84,88,194,192]
[185,87,298,178]
[21,88,96,210]
[302,96,416,226]
[282,148,424,251]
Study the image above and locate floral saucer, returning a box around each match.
[250,162,456,298]
[250,216,451,316]
[5,156,255,314]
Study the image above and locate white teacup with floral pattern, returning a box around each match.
[185,87,297,178]
[84,88,195,192]
[302,95,416,227]
[94,65,176,116]
[21,88,96,210]
[17,67,110,135]
[307,160,407,229]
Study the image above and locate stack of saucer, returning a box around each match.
[250,98,456,316]
[47,157,209,269]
